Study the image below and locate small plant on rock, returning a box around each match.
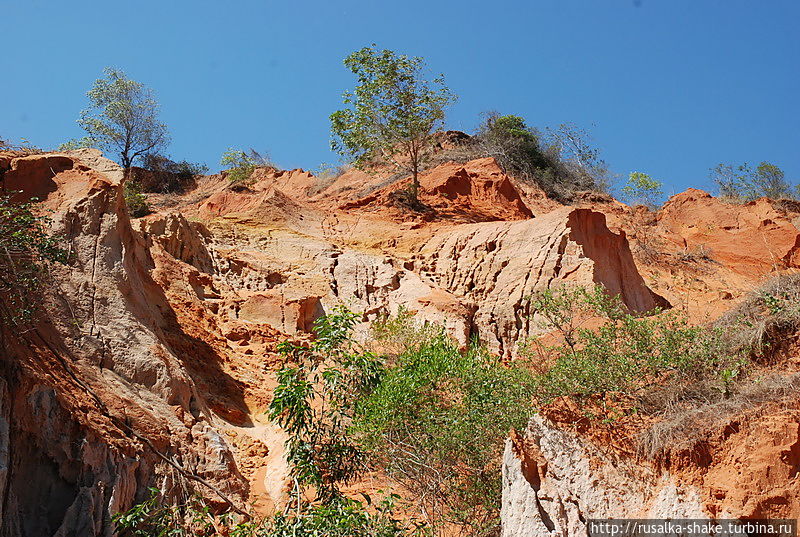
[123,179,150,217]
[220,148,272,187]
[622,171,663,208]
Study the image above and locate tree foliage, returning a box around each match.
[330,46,456,203]
[57,137,96,152]
[711,161,795,201]
[220,148,271,187]
[78,67,169,169]
[524,285,742,404]
[268,306,384,502]
[622,171,663,208]
[354,320,535,535]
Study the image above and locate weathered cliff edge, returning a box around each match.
[0,150,670,534]
[3,148,800,535]
[501,407,800,537]
[0,150,247,536]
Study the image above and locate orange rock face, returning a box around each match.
[658,189,800,276]
[2,148,800,534]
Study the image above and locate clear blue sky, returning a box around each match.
[3,0,798,196]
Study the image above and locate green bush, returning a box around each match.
[622,171,663,208]
[474,113,549,176]
[114,488,414,537]
[144,153,208,177]
[141,153,209,192]
[524,285,742,404]
[123,180,150,218]
[445,115,610,201]
[711,161,796,202]
[220,148,272,187]
[353,328,535,535]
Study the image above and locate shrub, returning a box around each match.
[474,113,549,175]
[123,180,150,218]
[638,275,800,458]
[524,285,742,405]
[220,148,272,187]
[58,137,96,151]
[353,328,535,535]
[114,488,412,537]
[622,171,663,208]
[0,192,68,324]
[370,306,441,356]
[441,115,611,202]
[715,273,800,359]
[140,153,208,192]
[711,161,795,202]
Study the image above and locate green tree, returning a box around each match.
[711,161,794,201]
[622,171,664,208]
[78,67,169,170]
[330,45,456,203]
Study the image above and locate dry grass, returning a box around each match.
[715,272,800,358]
[636,273,800,460]
[637,372,800,461]
[307,164,349,197]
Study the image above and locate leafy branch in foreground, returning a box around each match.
[268,306,384,502]
[0,192,68,324]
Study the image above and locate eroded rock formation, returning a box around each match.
[2,147,800,535]
[502,404,800,537]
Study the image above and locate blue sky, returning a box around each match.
[3,0,798,196]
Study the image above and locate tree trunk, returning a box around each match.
[409,152,420,206]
